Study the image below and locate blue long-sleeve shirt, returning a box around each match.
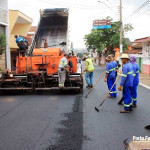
[16,37,28,44]
[120,62,133,87]
[112,61,118,70]
[132,63,139,85]
[106,62,116,78]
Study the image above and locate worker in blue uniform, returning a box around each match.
[130,55,139,107]
[14,35,29,50]
[104,55,117,98]
[110,54,118,78]
[118,53,133,113]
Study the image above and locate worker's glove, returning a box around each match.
[118,86,123,91]
[104,78,107,82]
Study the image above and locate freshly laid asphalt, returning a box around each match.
[0,65,150,150]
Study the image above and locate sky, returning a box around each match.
[8,0,150,48]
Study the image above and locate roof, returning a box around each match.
[131,42,142,49]
[9,10,33,21]
[134,37,150,43]
[29,26,37,32]
[124,49,142,54]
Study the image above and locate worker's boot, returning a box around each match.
[89,84,93,88]
[118,97,124,105]
[59,84,64,88]
[120,109,130,113]
[145,125,150,130]
[108,95,113,98]
[130,106,133,111]
[86,85,91,88]
[132,104,137,108]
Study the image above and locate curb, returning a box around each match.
[139,83,150,90]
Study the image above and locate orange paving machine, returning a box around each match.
[0,8,83,92]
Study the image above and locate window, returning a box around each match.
[0,25,5,35]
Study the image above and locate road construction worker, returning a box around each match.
[104,55,117,98]
[110,54,119,78]
[130,55,139,107]
[58,54,68,88]
[83,55,94,88]
[68,53,73,72]
[93,51,97,64]
[14,35,29,50]
[118,53,134,113]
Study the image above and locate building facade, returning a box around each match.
[9,10,32,70]
[27,26,37,39]
[0,0,10,70]
[134,37,150,74]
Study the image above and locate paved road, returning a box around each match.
[83,66,150,150]
[0,65,150,150]
[0,92,83,150]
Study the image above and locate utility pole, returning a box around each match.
[119,0,123,54]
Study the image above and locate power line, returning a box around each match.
[98,1,118,16]
[126,6,150,23]
[38,0,107,10]
[124,0,150,22]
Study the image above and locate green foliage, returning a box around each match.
[124,23,134,32]
[85,17,133,55]
[0,34,6,55]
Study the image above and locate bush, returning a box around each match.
[0,34,6,55]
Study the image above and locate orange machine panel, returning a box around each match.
[16,55,77,75]
[33,48,61,56]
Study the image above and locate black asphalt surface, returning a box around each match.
[0,93,83,150]
[83,66,150,150]
[0,65,150,150]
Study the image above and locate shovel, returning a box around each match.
[85,71,105,98]
[95,75,121,112]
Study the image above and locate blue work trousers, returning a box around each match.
[107,77,117,97]
[123,86,132,110]
[85,71,93,86]
[131,84,138,105]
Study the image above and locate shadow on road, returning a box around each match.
[0,90,83,96]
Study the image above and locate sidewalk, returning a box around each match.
[139,73,150,89]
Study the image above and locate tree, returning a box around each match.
[85,17,133,64]
[0,34,6,55]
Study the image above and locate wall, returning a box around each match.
[0,0,8,10]
[142,57,150,74]
[0,0,10,70]
[11,23,31,36]
[136,57,143,72]
[0,0,8,24]
[141,42,150,74]
[0,53,5,70]
[9,10,32,49]
[9,10,18,34]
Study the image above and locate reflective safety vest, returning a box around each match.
[120,62,134,87]
[85,58,94,72]
[59,57,68,68]
[132,63,139,85]
[106,62,116,78]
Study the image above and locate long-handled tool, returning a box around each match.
[85,71,105,98]
[95,75,121,112]
[118,97,124,105]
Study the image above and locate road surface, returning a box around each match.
[0,65,150,150]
